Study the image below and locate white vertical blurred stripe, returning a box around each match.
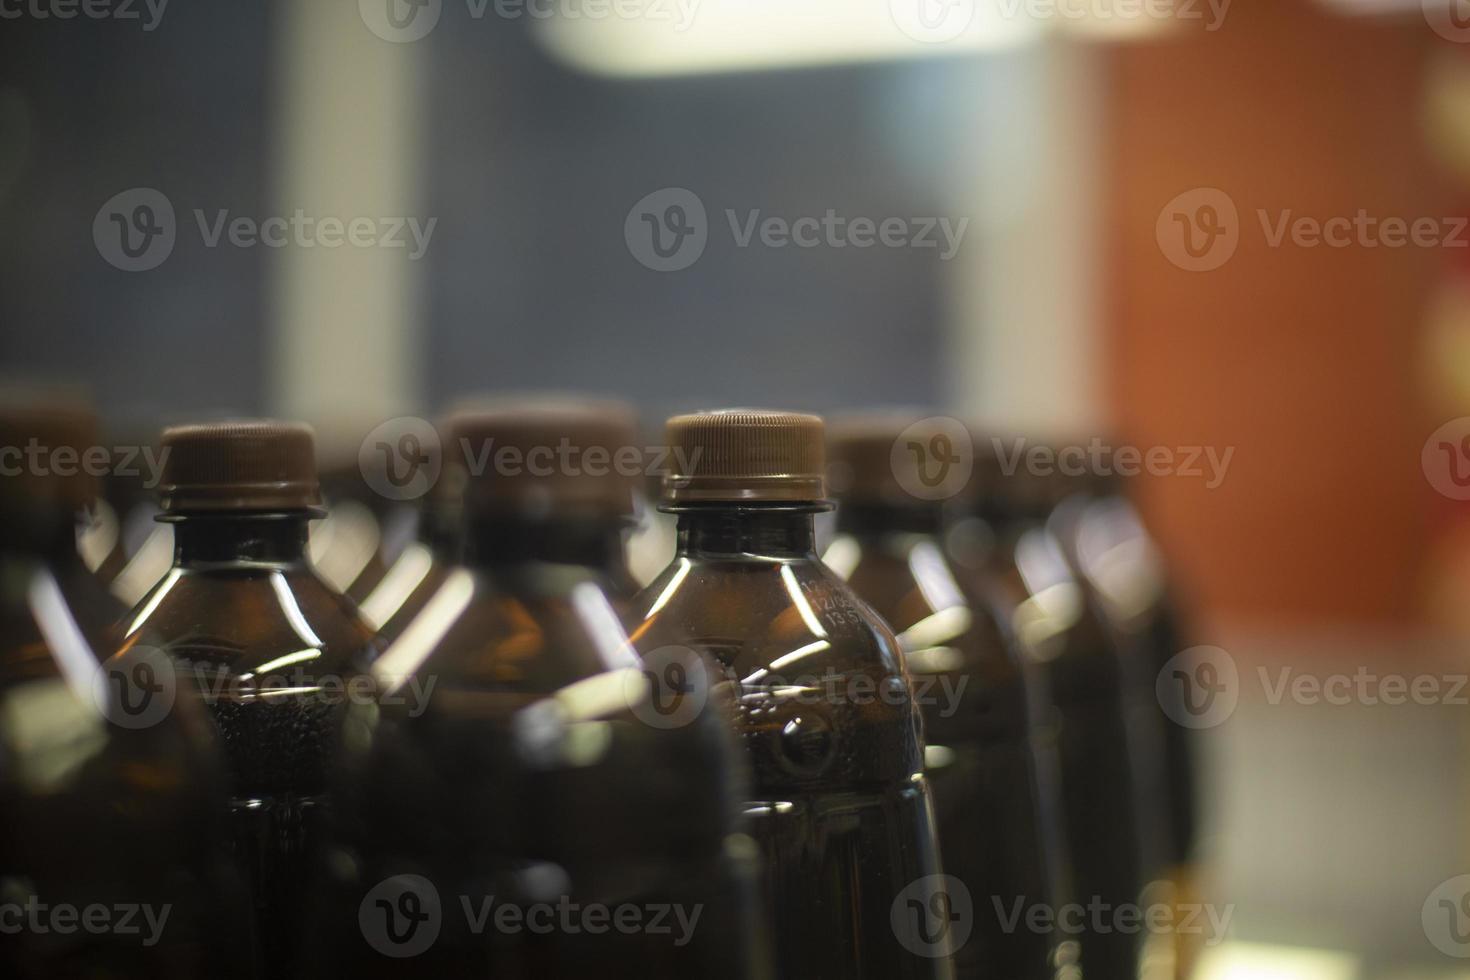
[947,41,1105,437]
[267,4,424,429]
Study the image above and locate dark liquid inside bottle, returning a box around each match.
[957,501,1147,980]
[631,505,953,980]
[0,506,251,978]
[831,501,1074,980]
[125,512,376,976]
[309,505,769,978]
[1054,487,1202,972]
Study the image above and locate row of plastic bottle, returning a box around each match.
[0,396,1199,980]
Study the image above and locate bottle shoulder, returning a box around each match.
[630,555,904,679]
[123,563,375,676]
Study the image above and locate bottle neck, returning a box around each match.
[834,501,945,538]
[169,512,314,566]
[674,505,820,559]
[0,507,84,571]
[462,511,630,579]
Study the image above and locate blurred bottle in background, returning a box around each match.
[84,430,174,609]
[947,438,1147,980]
[629,409,953,980]
[120,421,377,977]
[311,439,420,605]
[824,414,1076,980]
[355,422,458,637]
[311,399,769,977]
[627,467,677,589]
[0,395,251,979]
[1049,467,1201,979]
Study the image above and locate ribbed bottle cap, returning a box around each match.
[0,391,102,519]
[447,398,639,518]
[159,420,321,513]
[662,409,826,504]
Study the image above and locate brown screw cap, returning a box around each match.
[447,398,639,519]
[828,412,953,507]
[0,391,102,518]
[158,420,321,513]
[662,409,826,505]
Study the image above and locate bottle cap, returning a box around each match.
[159,420,321,513]
[0,390,101,521]
[447,398,639,519]
[827,411,957,507]
[662,409,826,504]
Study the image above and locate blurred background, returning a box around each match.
[5,0,1470,975]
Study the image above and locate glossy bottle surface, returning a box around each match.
[630,506,952,980]
[311,517,770,978]
[957,506,1148,980]
[830,504,1074,980]
[0,525,251,979]
[123,514,376,976]
[1059,489,1203,975]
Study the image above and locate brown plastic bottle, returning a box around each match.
[1049,469,1200,975]
[121,421,377,977]
[309,399,770,978]
[825,415,1077,980]
[628,409,954,980]
[355,423,459,640]
[84,433,174,608]
[0,398,252,979]
[311,454,419,605]
[949,442,1148,980]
